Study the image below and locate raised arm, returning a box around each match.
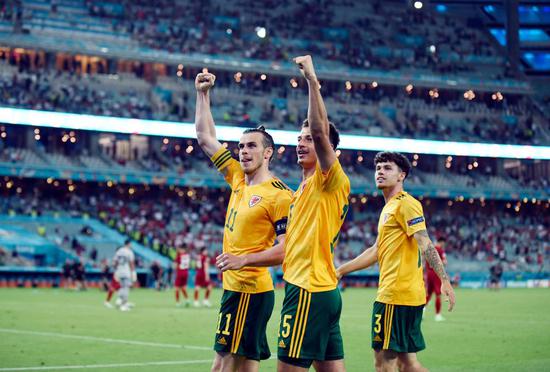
[294,55,336,172]
[194,72,222,158]
[414,230,456,311]
[216,234,286,271]
[336,238,379,279]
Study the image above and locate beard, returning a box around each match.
[242,160,262,174]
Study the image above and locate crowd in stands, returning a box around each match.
[2,0,546,147]
[0,123,548,194]
[0,65,546,145]
[0,186,547,273]
[83,0,506,77]
[0,72,156,120]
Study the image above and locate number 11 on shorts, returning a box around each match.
[216,313,231,336]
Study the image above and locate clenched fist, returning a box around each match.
[195,72,216,92]
[293,55,317,82]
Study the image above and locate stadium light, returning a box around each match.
[255,27,267,39]
[1,107,549,160]
[414,1,423,9]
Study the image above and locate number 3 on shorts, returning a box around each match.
[280,314,292,338]
[374,314,382,334]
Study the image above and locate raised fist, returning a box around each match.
[195,72,216,92]
[293,55,317,82]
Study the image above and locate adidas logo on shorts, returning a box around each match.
[278,340,286,348]
[218,337,227,345]
[373,335,382,342]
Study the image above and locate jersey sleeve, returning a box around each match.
[312,159,350,193]
[398,197,427,237]
[269,189,292,236]
[210,147,243,189]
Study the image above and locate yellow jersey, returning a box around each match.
[211,147,292,294]
[283,159,350,292]
[376,191,426,306]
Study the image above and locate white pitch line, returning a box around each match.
[0,359,214,371]
[0,328,211,351]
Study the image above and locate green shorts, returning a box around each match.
[213,289,274,361]
[371,301,425,353]
[277,282,344,368]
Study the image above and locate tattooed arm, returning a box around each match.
[414,230,456,311]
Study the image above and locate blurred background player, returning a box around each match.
[425,237,448,321]
[112,239,136,312]
[61,259,73,289]
[104,265,121,309]
[489,261,504,290]
[150,260,163,291]
[193,247,212,308]
[195,71,292,372]
[73,258,86,291]
[174,246,190,307]
[100,259,111,291]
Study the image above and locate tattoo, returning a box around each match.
[416,230,429,238]
[424,242,448,281]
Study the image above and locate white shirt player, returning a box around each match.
[178,254,190,270]
[114,246,135,279]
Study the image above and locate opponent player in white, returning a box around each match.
[113,239,137,312]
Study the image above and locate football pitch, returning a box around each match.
[1,288,549,371]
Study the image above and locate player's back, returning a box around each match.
[195,253,207,274]
[114,247,134,278]
[175,252,190,272]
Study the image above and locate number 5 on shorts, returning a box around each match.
[279,314,292,338]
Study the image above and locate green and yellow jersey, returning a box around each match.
[376,191,426,306]
[282,159,350,292]
[211,147,292,294]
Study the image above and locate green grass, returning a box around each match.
[1,288,549,371]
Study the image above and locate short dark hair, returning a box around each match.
[242,125,275,161]
[302,119,340,150]
[374,152,411,179]
[124,239,131,246]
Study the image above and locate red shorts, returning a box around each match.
[174,271,188,287]
[194,272,210,287]
[426,271,441,295]
[110,277,121,291]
